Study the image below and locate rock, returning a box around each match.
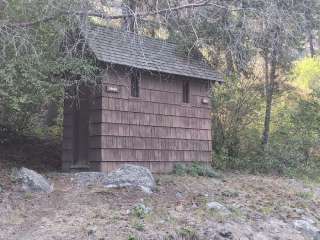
[199,192,209,197]
[294,208,306,215]
[207,201,231,215]
[16,167,53,193]
[176,191,183,198]
[191,202,198,208]
[218,230,233,239]
[175,204,184,212]
[159,220,166,224]
[315,188,320,198]
[87,226,97,240]
[252,232,269,240]
[73,172,107,186]
[221,190,239,198]
[293,219,320,240]
[102,164,156,193]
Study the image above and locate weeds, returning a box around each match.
[24,191,33,199]
[296,191,314,200]
[128,235,139,240]
[133,222,145,231]
[173,163,220,178]
[260,206,274,216]
[132,204,151,219]
[165,227,200,240]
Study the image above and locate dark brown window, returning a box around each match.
[131,71,140,97]
[182,80,190,103]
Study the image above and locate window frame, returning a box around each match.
[182,80,190,103]
[130,70,140,97]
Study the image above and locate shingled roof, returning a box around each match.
[83,25,223,82]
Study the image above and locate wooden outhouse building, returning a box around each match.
[62,25,223,173]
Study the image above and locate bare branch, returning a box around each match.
[2,0,213,28]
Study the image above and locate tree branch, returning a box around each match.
[1,0,212,28]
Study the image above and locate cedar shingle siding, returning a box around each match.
[62,26,222,173]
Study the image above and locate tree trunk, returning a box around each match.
[225,50,235,76]
[122,0,137,32]
[305,8,315,57]
[262,50,276,147]
[308,30,315,57]
[221,7,235,77]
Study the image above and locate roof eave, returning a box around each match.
[98,59,224,82]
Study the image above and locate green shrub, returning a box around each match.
[173,163,188,176]
[128,236,139,240]
[131,204,151,219]
[133,222,145,231]
[173,163,220,178]
[165,227,200,240]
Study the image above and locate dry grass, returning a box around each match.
[0,140,319,239]
[0,171,319,240]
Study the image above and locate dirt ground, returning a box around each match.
[0,139,319,240]
[1,168,320,240]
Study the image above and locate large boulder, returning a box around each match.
[16,167,53,193]
[293,219,320,240]
[102,164,156,193]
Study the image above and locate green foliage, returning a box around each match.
[132,222,145,231]
[131,204,151,219]
[173,163,220,178]
[213,56,320,180]
[176,228,199,240]
[0,55,55,132]
[214,103,320,176]
[291,89,320,136]
[132,207,146,219]
[0,0,101,137]
[211,75,262,157]
[1,0,320,182]
[0,125,19,144]
[173,163,188,176]
[291,57,320,91]
[165,227,200,240]
[0,53,98,135]
[295,191,314,200]
[127,235,139,240]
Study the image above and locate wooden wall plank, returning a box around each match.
[92,67,213,169]
[98,111,211,129]
[90,136,211,151]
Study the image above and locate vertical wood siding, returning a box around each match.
[62,98,74,171]
[62,87,103,171]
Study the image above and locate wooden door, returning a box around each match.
[73,86,90,168]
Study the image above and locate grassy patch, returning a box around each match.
[260,206,275,216]
[127,235,140,240]
[24,191,33,199]
[295,191,314,200]
[173,163,220,178]
[221,190,240,198]
[165,227,200,240]
[132,221,145,231]
[131,204,151,219]
[229,206,244,219]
